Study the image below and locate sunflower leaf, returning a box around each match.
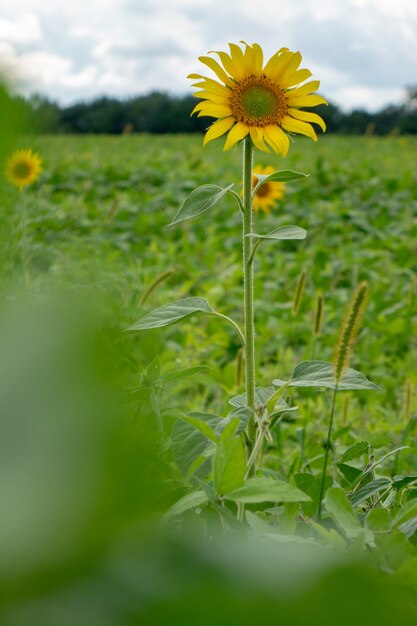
[246,225,307,241]
[253,169,308,195]
[272,360,379,391]
[128,297,215,330]
[224,477,311,504]
[169,183,234,225]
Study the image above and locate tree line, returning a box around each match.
[10,87,417,135]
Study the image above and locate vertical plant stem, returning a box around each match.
[242,138,256,456]
[317,384,338,521]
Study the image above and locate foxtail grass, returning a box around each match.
[333,281,369,381]
[140,269,175,305]
[292,270,306,317]
[317,281,369,520]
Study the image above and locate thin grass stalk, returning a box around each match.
[317,384,338,521]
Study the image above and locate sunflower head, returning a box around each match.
[189,42,327,155]
[5,149,42,191]
[252,165,285,213]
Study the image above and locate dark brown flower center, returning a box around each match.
[13,162,31,178]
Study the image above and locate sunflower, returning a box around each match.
[189,42,326,155]
[252,165,285,213]
[5,149,42,190]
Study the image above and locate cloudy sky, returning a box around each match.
[1,0,416,110]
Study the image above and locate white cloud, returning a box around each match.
[0,15,42,45]
[0,0,415,108]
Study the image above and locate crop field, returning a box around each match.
[5,134,417,405]
[2,133,417,624]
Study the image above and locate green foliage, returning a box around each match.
[246,225,307,241]
[213,419,246,496]
[252,169,308,194]
[3,134,417,620]
[273,360,379,391]
[129,296,215,330]
[170,183,234,225]
[224,477,310,504]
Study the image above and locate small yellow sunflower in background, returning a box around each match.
[252,165,285,213]
[5,149,42,191]
[189,42,326,155]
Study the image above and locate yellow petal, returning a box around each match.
[251,43,264,76]
[281,116,318,141]
[263,48,289,76]
[191,79,231,96]
[266,50,301,82]
[192,101,232,117]
[228,43,245,80]
[281,68,312,89]
[223,122,249,150]
[287,94,327,107]
[263,125,290,157]
[198,56,234,87]
[203,117,235,145]
[250,127,270,153]
[210,50,239,81]
[191,101,207,115]
[192,91,231,105]
[197,104,233,118]
[240,41,258,76]
[288,80,320,97]
[287,108,326,132]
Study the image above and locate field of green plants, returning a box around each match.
[2,133,417,624]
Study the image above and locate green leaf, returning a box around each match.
[392,475,417,490]
[365,507,392,532]
[324,487,363,539]
[273,360,379,391]
[398,516,417,539]
[225,477,311,504]
[169,183,234,225]
[129,297,215,330]
[340,441,369,463]
[337,463,363,484]
[162,490,209,522]
[245,511,276,534]
[171,412,220,475]
[161,365,210,384]
[229,386,275,409]
[213,419,246,496]
[392,499,417,530]
[181,415,218,442]
[294,473,332,517]
[351,477,391,508]
[214,406,251,436]
[310,520,347,551]
[229,386,296,415]
[253,169,308,194]
[246,225,307,242]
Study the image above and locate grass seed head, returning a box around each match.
[292,270,307,317]
[333,281,369,382]
[313,294,323,337]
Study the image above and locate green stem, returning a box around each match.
[214,312,245,346]
[242,138,256,458]
[317,384,338,521]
